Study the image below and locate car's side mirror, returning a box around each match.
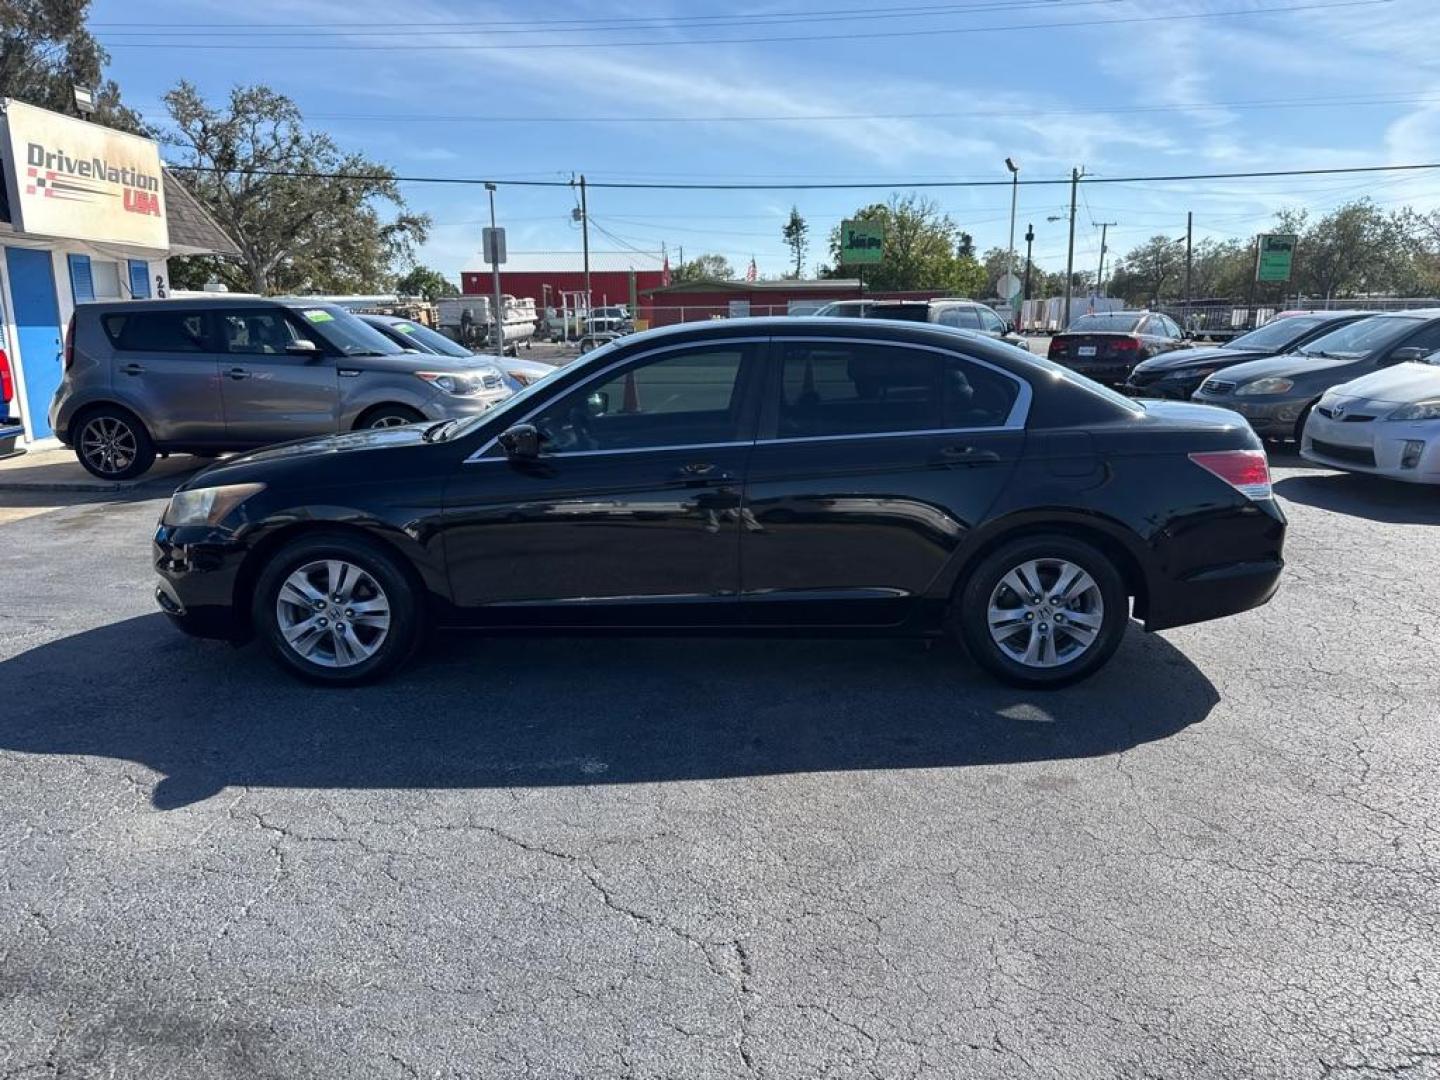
[586,391,610,417]
[286,339,320,356]
[1387,346,1430,365]
[498,423,541,460]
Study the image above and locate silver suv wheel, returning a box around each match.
[275,559,391,668]
[79,415,138,476]
[986,558,1105,669]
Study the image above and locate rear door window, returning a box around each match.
[103,310,209,353]
[776,341,1020,438]
[936,306,982,330]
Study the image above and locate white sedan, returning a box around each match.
[1301,353,1440,483]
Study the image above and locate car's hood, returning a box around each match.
[1214,351,1357,382]
[1132,345,1259,373]
[1324,362,1440,404]
[179,425,434,490]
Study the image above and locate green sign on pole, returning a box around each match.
[1256,234,1298,283]
[839,219,884,266]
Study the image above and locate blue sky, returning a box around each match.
[91,0,1440,283]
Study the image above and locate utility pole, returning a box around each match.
[1095,221,1117,296]
[1183,211,1193,330]
[486,182,504,354]
[1023,223,1035,301]
[1062,167,1083,329]
[1004,158,1020,313]
[579,174,592,314]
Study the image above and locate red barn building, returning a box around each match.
[461,250,667,311]
[639,279,862,326]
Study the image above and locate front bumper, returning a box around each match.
[153,523,249,640]
[1300,412,1440,484]
[1122,373,1207,399]
[1189,391,1306,437]
[420,389,512,422]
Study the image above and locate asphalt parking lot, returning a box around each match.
[2,453,1437,1079]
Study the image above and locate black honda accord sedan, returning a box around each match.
[153,318,1285,688]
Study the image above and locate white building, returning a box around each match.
[0,99,238,446]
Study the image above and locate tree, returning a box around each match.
[671,253,734,283]
[162,81,429,294]
[781,206,809,279]
[1109,235,1186,306]
[956,231,976,260]
[0,0,143,132]
[821,193,984,293]
[395,265,459,301]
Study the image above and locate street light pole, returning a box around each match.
[1004,158,1020,295]
[1023,223,1035,301]
[486,182,503,354]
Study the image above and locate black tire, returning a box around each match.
[72,405,156,480]
[1293,399,1318,443]
[953,534,1129,689]
[251,531,423,685]
[355,404,425,430]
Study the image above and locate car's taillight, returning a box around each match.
[1189,449,1272,500]
[0,349,11,405]
[1048,338,1065,357]
[1113,336,1140,351]
[63,314,76,371]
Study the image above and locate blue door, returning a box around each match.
[5,248,64,439]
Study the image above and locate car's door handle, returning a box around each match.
[226,367,252,380]
[671,462,733,485]
[120,363,145,376]
[937,444,1001,465]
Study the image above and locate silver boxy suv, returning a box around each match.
[50,297,514,480]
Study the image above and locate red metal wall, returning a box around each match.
[640,283,862,326]
[460,270,666,307]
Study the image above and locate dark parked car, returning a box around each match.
[1122,310,1372,399]
[358,313,557,387]
[153,318,1285,689]
[814,298,1028,348]
[1047,311,1187,386]
[1192,310,1440,441]
[49,298,515,480]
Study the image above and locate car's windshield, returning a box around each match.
[295,306,407,356]
[1298,316,1418,359]
[383,319,472,359]
[1068,312,1144,333]
[1227,315,1332,352]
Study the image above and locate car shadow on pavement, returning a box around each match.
[1274,471,1440,525]
[0,614,1219,809]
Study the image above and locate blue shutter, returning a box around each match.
[128,259,150,298]
[67,254,94,303]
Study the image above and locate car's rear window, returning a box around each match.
[1068,313,1144,333]
[102,311,208,353]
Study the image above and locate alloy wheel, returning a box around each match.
[368,414,413,429]
[986,558,1105,669]
[79,416,137,476]
[275,559,392,669]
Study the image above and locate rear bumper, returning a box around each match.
[1145,555,1284,632]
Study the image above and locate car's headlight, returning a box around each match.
[416,368,502,397]
[1236,377,1295,396]
[1386,398,1440,421]
[162,483,265,527]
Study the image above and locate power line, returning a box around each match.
[96,0,1122,37]
[101,0,1392,51]
[139,90,1440,126]
[168,159,1440,191]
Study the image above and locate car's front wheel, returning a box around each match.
[357,404,425,430]
[954,535,1129,688]
[252,532,422,685]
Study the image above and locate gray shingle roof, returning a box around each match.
[163,170,240,257]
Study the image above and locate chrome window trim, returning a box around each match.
[464,336,770,463]
[464,333,1034,463]
[778,335,1033,431]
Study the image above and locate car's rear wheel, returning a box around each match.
[252,532,422,685]
[73,405,156,480]
[954,535,1129,688]
[356,404,425,430]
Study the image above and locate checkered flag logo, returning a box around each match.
[24,167,56,197]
